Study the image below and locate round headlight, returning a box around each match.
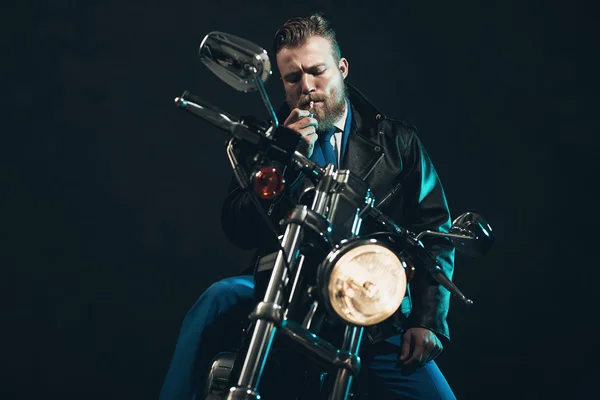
[322,241,407,326]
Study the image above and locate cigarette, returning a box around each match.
[309,101,314,117]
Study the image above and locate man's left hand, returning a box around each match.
[398,327,443,369]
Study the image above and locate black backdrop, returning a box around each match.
[7,1,598,399]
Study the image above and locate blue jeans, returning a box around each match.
[160,275,455,400]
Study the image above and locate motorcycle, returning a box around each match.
[173,31,494,400]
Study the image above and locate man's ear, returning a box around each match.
[339,57,349,79]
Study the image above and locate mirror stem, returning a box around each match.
[247,65,279,130]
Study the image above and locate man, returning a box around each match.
[161,13,456,399]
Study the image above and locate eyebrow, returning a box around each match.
[283,63,328,80]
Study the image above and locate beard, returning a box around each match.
[287,81,348,132]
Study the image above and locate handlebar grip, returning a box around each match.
[180,91,239,122]
[174,90,240,133]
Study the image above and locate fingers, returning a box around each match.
[399,332,442,369]
[283,107,319,157]
[402,336,424,368]
[296,126,317,147]
[426,339,443,363]
[399,331,413,361]
[287,115,318,146]
[284,108,318,131]
[300,131,318,158]
[283,108,313,126]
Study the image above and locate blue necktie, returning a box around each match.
[318,127,337,168]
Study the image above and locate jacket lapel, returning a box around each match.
[341,104,383,181]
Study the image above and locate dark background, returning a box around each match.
[7,0,598,399]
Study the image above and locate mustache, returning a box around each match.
[298,93,328,108]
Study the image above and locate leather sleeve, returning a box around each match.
[220,174,293,252]
[220,145,302,252]
[384,128,455,344]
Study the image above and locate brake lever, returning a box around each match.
[407,236,473,306]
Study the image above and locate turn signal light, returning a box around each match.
[253,167,285,199]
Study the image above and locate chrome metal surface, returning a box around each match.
[312,164,336,215]
[302,300,319,330]
[249,302,283,324]
[292,150,325,177]
[231,223,303,395]
[449,212,494,257]
[227,387,261,399]
[246,65,278,128]
[327,169,372,242]
[174,95,239,133]
[279,319,361,376]
[415,230,475,241]
[330,325,364,400]
[414,212,494,257]
[205,352,236,397]
[285,205,333,245]
[284,254,305,321]
[199,32,271,92]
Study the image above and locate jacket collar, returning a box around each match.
[345,83,385,132]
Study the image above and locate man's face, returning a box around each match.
[276,36,349,131]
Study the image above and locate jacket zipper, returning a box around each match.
[375,181,403,209]
[362,152,385,181]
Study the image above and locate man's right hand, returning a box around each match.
[284,108,319,158]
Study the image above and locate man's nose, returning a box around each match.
[300,74,315,94]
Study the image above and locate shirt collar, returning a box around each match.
[332,100,349,132]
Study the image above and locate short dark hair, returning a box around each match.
[273,12,342,62]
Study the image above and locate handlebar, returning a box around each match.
[174,91,241,133]
[175,90,325,176]
[174,90,473,306]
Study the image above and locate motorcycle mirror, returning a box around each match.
[449,212,494,257]
[199,31,272,93]
[199,31,279,128]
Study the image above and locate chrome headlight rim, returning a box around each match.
[316,237,407,327]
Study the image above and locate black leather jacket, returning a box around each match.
[220,84,455,345]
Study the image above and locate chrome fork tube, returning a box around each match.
[329,326,364,400]
[227,223,302,399]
